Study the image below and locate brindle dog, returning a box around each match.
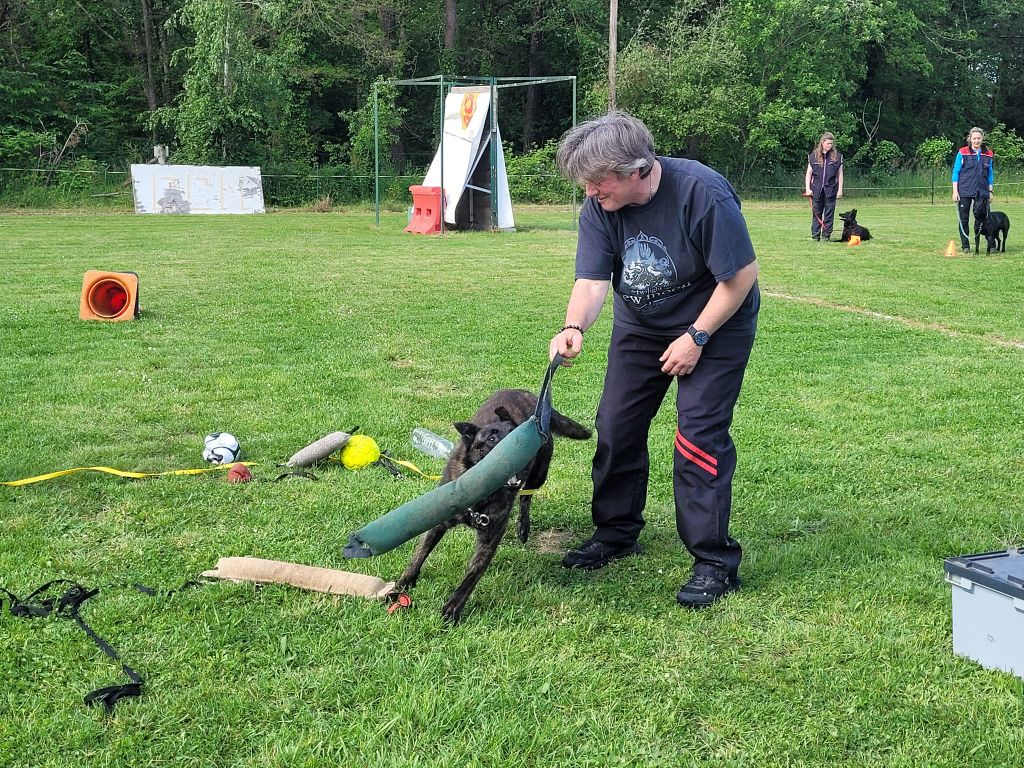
[396,389,591,623]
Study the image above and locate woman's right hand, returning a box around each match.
[952,190,959,202]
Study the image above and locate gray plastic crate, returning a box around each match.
[943,548,1024,679]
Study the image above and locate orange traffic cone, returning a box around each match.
[944,240,957,258]
[79,270,140,321]
[847,235,862,247]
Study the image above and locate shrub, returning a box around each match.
[985,123,1024,164]
[872,140,904,175]
[915,137,953,169]
[505,141,573,204]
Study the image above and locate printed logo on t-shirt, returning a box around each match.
[619,232,689,314]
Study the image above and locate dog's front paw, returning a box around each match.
[440,599,465,625]
[517,511,531,543]
[395,575,417,591]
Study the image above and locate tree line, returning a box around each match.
[2,0,1022,196]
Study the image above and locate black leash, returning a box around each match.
[2,579,199,714]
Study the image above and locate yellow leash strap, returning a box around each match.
[385,458,442,481]
[327,453,443,481]
[1,462,257,488]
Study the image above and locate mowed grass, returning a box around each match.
[2,199,1024,767]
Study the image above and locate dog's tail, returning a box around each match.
[549,410,592,440]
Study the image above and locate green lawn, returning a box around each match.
[2,199,1023,767]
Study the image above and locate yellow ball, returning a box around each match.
[340,435,381,470]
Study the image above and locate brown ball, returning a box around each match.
[226,464,252,484]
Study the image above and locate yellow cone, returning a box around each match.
[945,240,957,258]
[847,235,861,246]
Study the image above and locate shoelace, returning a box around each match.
[687,575,718,590]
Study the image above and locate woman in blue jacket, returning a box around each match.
[804,132,844,241]
[952,127,995,252]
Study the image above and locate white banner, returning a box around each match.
[422,87,514,229]
[130,165,265,214]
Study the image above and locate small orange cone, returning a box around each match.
[944,240,957,258]
[847,235,861,247]
[79,270,140,321]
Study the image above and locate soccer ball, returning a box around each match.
[203,432,241,464]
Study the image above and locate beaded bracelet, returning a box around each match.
[558,324,584,334]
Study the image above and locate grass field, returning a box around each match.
[2,198,1024,767]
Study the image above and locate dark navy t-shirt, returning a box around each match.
[575,156,759,335]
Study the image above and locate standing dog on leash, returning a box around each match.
[977,210,1010,254]
[396,389,591,623]
[838,209,872,242]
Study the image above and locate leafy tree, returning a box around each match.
[162,0,308,165]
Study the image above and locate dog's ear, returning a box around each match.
[494,406,514,423]
[850,209,857,218]
[453,422,479,442]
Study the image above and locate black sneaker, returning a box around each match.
[676,572,740,608]
[562,538,641,570]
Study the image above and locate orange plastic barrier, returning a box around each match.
[79,270,140,321]
[405,186,442,235]
[847,235,862,247]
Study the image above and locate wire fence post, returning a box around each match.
[374,81,380,227]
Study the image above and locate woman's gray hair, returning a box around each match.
[967,126,985,141]
[556,110,656,184]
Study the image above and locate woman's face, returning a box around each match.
[821,137,834,152]
[969,131,984,149]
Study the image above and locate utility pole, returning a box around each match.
[608,0,617,111]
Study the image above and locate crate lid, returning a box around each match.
[944,548,1024,599]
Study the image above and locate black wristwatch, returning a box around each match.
[686,325,710,346]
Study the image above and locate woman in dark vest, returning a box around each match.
[804,132,844,241]
[952,127,995,253]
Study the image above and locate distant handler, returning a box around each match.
[804,132,844,241]
[549,111,760,608]
[952,127,995,253]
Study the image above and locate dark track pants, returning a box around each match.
[957,196,989,249]
[589,326,755,579]
[811,191,837,240]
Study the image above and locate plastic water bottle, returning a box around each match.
[411,427,454,459]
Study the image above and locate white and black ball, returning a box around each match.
[203,432,241,464]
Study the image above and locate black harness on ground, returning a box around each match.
[1,579,197,714]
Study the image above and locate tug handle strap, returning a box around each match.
[342,356,563,558]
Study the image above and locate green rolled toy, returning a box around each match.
[342,356,563,558]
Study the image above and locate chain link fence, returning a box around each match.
[2,162,1022,209]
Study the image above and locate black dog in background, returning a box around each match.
[838,209,872,242]
[396,389,592,624]
[977,210,1010,254]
